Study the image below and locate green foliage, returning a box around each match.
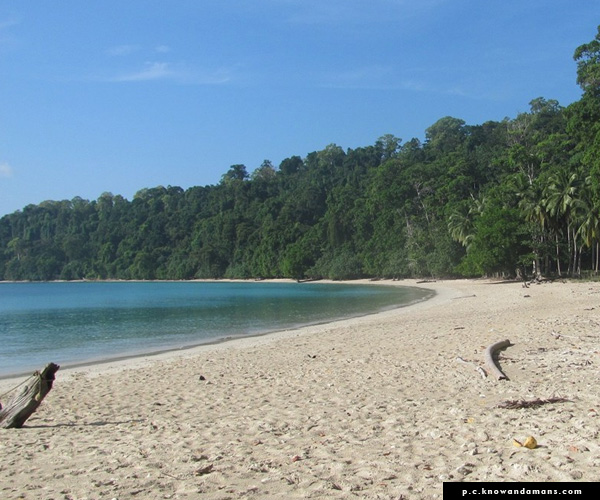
[574,26,600,95]
[3,27,600,281]
[458,202,530,277]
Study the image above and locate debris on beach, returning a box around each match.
[0,362,60,429]
[513,436,538,449]
[496,397,570,409]
[485,339,511,380]
[194,464,214,476]
[452,294,477,300]
[455,356,487,379]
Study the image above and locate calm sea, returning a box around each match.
[0,281,432,377]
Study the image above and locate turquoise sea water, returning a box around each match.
[0,281,432,377]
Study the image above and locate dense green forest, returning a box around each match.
[3,28,600,282]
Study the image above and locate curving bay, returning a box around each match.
[0,281,431,377]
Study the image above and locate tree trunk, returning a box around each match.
[533,252,542,280]
[573,228,581,275]
[567,225,572,276]
[0,363,60,429]
[555,233,562,277]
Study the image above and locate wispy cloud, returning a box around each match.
[279,0,447,26]
[106,44,170,57]
[0,17,20,30]
[104,61,234,85]
[396,76,515,102]
[110,61,173,82]
[315,64,443,92]
[106,44,141,56]
[99,42,231,85]
[318,65,395,89]
[0,16,20,51]
[0,162,14,178]
[315,63,510,102]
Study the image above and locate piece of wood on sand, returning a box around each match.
[456,356,487,379]
[0,363,60,429]
[485,339,511,380]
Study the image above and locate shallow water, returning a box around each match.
[0,281,432,377]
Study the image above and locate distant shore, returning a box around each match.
[1,278,598,498]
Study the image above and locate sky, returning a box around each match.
[1,1,599,216]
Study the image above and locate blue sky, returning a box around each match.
[1,1,599,216]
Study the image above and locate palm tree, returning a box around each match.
[448,197,485,251]
[512,173,547,278]
[544,168,583,276]
[575,176,600,272]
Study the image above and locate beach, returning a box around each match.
[1,278,599,498]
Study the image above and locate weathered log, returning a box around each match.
[0,363,60,429]
[485,339,511,380]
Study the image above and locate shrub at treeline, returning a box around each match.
[3,28,600,282]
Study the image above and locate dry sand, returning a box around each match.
[1,278,599,499]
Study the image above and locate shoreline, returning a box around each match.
[0,278,442,387]
[2,278,598,498]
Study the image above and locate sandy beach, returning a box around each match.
[1,278,599,499]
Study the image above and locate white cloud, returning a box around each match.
[0,162,14,178]
[99,43,234,85]
[110,61,173,82]
[106,44,171,57]
[105,61,233,85]
[106,44,141,56]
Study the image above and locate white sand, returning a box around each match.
[1,279,599,499]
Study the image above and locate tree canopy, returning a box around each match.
[2,28,600,282]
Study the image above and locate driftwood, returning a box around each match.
[551,331,579,340]
[485,339,511,380]
[0,363,60,429]
[496,397,570,409]
[452,294,477,300]
[456,356,487,379]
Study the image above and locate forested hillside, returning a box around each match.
[3,28,600,282]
